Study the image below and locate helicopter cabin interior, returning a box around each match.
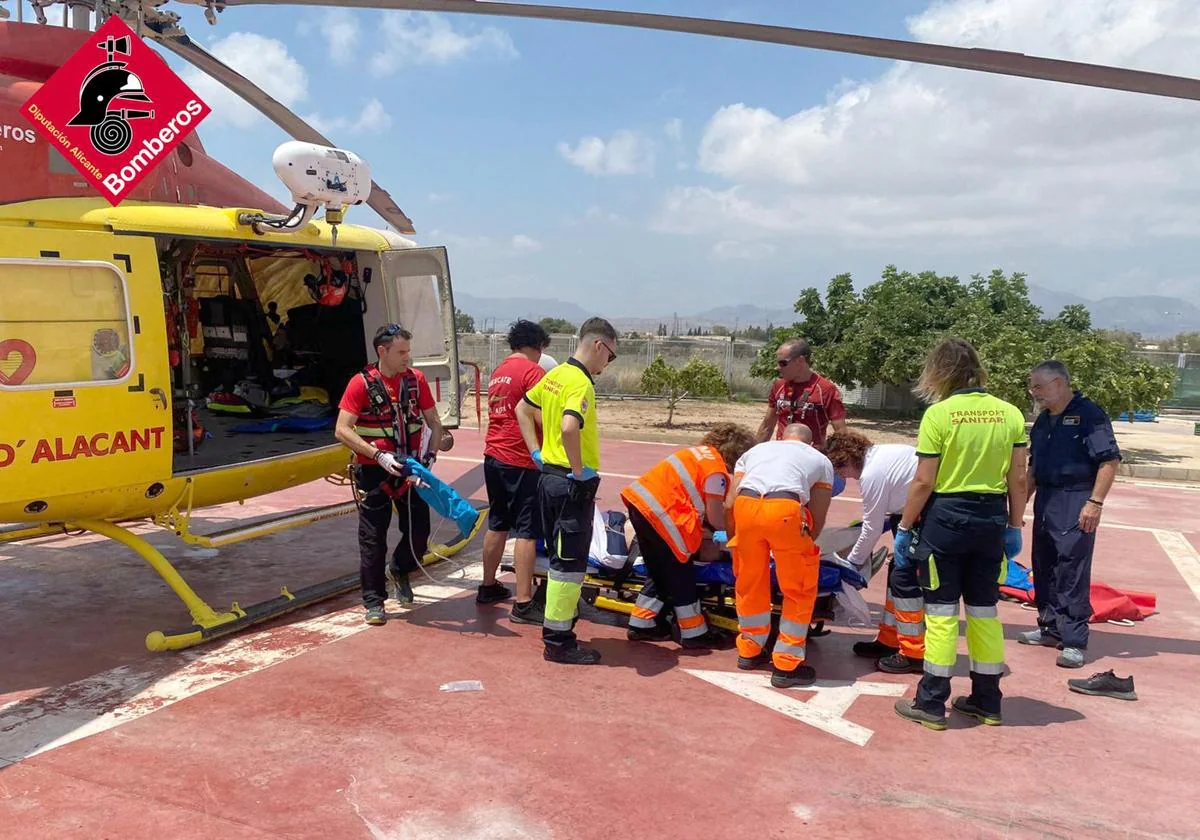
[153,235,455,474]
[157,237,369,472]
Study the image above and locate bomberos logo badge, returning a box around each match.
[21,16,211,206]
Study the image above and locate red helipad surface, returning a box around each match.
[3,429,1199,839]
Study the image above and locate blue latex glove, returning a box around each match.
[711,530,728,545]
[570,466,599,481]
[893,527,914,568]
[832,473,846,497]
[1004,525,1023,559]
[531,449,543,468]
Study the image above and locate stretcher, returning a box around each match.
[503,513,889,642]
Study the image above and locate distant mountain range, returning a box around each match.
[1026,285,1199,337]
[454,287,1198,338]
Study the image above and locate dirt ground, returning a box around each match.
[466,396,1200,470]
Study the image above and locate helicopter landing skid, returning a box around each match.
[66,504,488,652]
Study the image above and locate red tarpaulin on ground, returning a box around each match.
[999,582,1157,623]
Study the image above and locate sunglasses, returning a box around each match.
[777,356,798,367]
[598,339,617,363]
[380,323,404,336]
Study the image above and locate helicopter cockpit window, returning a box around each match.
[0,259,133,388]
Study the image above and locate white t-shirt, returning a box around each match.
[537,352,558,372]
[733,440,834,501]
[845,443,918,568]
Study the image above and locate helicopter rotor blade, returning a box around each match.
[211,0,1200,103]
[145,30,418,234]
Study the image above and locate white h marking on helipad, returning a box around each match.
[0,562,485,763]
[682,669,907,746]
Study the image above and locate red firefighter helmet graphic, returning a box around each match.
[66,34,155,156]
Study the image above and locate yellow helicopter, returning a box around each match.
[5,0,1199,656]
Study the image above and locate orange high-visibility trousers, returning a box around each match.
[875,561,926,659]
[730,495,820,672]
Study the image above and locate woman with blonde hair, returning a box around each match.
[892,338,1028,731]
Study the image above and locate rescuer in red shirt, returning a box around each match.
[335,324,444,626]
[479,319,552,625]
[757,337,847,450]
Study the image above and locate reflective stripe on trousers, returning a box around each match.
[629,593,665,629]
[922,601,959,677]
[623,480,692,561]
[731,495,820,672]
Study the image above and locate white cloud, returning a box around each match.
[711,240,778,261]
[306,99,392,136]
[657,0,1200,250]
[427,231,541,256]
[297,10,360,64]
[183,33,309,129]
[664,117,683,141]
[428,192,454,203]
[511,234,544,253]
[370,12,518,76]
[557,130,655,176]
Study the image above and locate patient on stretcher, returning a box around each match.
[526,508,878,628]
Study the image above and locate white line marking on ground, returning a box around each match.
[682,669,907,747]
[437,455,639,480]
[0,563,485,764]
[1151,530,1200,605]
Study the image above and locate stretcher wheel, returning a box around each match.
[808,621,830,638]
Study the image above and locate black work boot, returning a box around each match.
[952,696,1002,726]
[771,665,816,688]
[853,640,899,660]
[681,626,734,650]
[894,699,947,731]
[737,650,772,670]
[627,623,673,642]
[387,567,415,604]
[1068,670,1137,701]
[544,644,602,665]
[877,653,924,674]
[364,605,387,626]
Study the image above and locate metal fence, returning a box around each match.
[1131,350,1200,409]
[455,340,1200,411]
[456,333,773,399]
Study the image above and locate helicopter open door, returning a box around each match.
[377,246,462,430]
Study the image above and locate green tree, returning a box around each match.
[751,266,1177,417]
[639,357,728,425]
[1168,331,1200,352]
[1098,328,1143,349]
[454,308,475,333]
[539,317,576,334]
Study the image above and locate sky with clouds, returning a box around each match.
[93,1,1200,312]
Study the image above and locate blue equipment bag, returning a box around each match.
[404,457,480,540]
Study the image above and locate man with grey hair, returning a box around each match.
[1020,360,1121,669]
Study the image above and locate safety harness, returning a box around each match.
[359,364,423,497]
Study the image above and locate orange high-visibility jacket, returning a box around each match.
[620,445,729,562]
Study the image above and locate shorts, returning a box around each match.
[483,455,541,539]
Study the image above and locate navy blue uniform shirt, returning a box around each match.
[1029,392,1121,491]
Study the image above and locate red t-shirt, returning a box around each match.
[485,354,545,469]
[339,366,435,465]
[768,373,846,450]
